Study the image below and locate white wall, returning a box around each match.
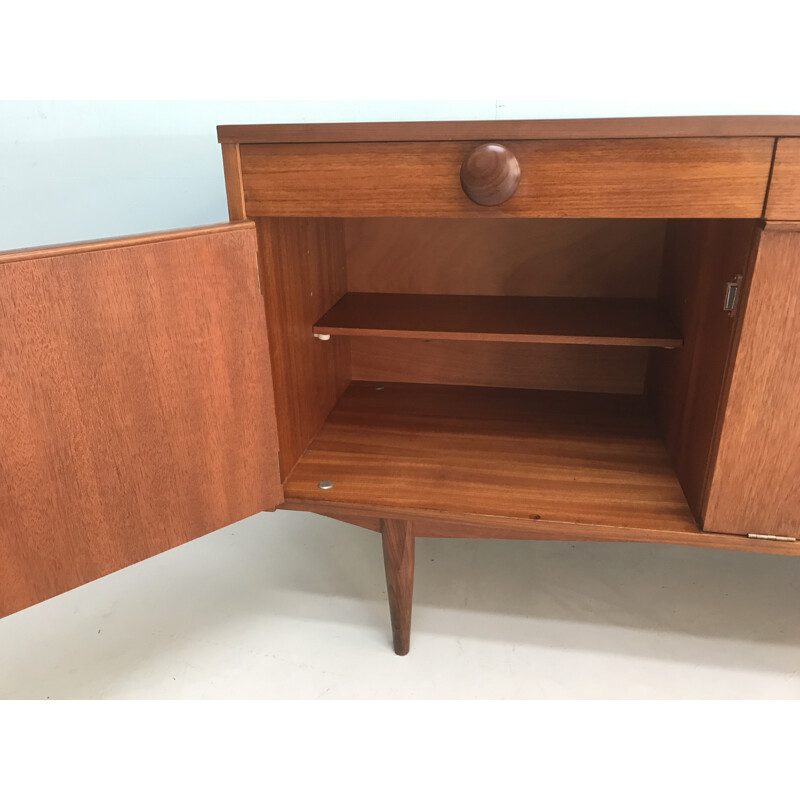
[0,101,490,249]
[3,98,800,250]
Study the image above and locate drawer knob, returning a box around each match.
[460,143,521,206]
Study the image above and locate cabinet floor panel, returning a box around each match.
[282,382,699,535]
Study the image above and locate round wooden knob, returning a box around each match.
[460,143,521,206]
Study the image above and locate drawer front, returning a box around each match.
[765,138,800,219]
[240,138,774,218]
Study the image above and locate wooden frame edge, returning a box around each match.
[221,143,248,221]
[0,221,256,265]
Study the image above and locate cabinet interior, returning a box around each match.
[255,216,759,535]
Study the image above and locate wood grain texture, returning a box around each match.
[762,221,800,232]
[647,220,759,520]
[345,218,660,393]
[407,517,800,555]
[460,143,520,206]
[703,226,800,537]
[240,138,773,218]
[282,382,699,536]
[764,138,800,220]
[301,509,800,556]
[315,293,682,347]
[218,116,800,143]
[0,222,252,264]
[351,338,650,394]
[255,218,351,478]
[344,218,667,299]
[0,223,282,617]
[380,518,414,655]
[221,143,247,221]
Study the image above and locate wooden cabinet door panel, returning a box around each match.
[703,224,800,536]
[0,222,282,616]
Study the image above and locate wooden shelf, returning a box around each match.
[282,382,699,537]
[314,293,683,347]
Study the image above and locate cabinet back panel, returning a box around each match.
[351,338,649,394]
[255,218,351,478]
[345,218,666,298]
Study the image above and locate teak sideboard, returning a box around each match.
[2,116,800,655]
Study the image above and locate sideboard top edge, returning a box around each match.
[217,116,800,144]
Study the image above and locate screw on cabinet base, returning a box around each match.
[317,480,333,490]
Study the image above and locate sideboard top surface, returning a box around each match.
[217,115,800,144]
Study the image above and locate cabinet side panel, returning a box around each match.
[704,227,800,536]
[647,220,759,520]
[0,225,282,616]
[255,218,350,478]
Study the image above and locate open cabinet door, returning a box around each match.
[0,222,282,616]
[703,223,800,537]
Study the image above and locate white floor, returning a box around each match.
[1,510,798,699]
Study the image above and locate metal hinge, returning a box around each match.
[747,533,797,542]
[723,275,743,314]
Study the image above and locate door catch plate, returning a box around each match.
[723,275,743,314]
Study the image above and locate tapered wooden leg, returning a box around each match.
[380,518,414,656]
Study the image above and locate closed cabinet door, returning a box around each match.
[703,223,800,537]
[0,222,282,616]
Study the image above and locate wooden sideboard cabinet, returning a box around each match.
[2,116,800,656]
